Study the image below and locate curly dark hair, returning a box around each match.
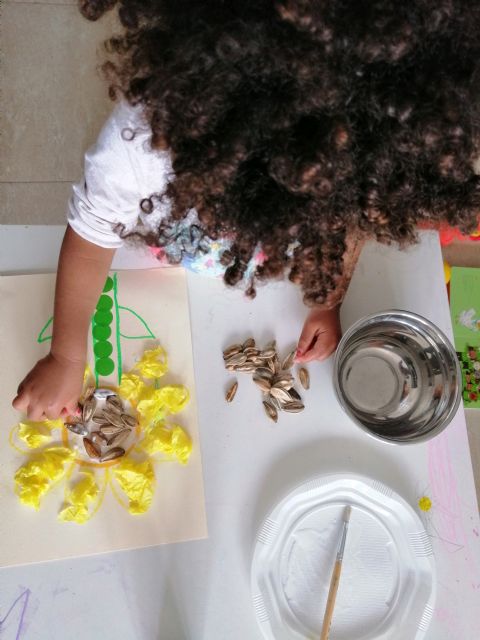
[80,0,480,306]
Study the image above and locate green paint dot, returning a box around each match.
[94,310,113,326]
[103,277,114,293]
[93,325,111,340]
[96,357,115,376]
[94,341,113,358]
[96,295,113,311]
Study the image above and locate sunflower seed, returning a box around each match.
[100,447,125,463]
[92,414,108,424]
[270,386,293,403]
[226,381,238,402]
[91,431,108,445]
[221,337,307,421]
[274,371,294,383]
[83,386,95,401]
[94,388,116,400]
[267,358,277,374]
[106,395,123,412]
[253,376,272,392]
[82,398,96,423]
[263,400,278,423]
[83,437,101,459]
[223,344,243,359]
[235,364,256,372]
[99,424,125,437]
[242,338,256,350]
[259,348,276,359]
[102,410,125,428]
[66,422,88,436]
[272,377,294,390]
[289,388,302,401]
[96,422,114,431]
[107,429,130,447]
[255,367,274,379]
[282,401,305,413]
[121,413,136,428]
[282,349,296,371]
[225,353,248,367]
[299,368,310,390]
[274,355,282,373]
[269,395,283,410]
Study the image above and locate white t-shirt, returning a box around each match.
[68,101,172,248]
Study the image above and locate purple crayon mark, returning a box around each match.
[0,589,31,640]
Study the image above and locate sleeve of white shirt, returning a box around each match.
[67,100,172,249]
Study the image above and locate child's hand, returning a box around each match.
[12,352,85,421]
[295,306,342,363]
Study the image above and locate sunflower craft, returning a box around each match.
[10,276,193,524]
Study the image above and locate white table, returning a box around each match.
[0,226,479,640]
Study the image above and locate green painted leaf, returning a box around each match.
[118,306,155,340]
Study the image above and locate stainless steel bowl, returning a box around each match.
[333,310,461,444]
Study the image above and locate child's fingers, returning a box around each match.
[27,403,45,422]
[63,402,79,418]
[295,324,317,362]
[295,349,315,363]
[298,334,336,363]
[44,404,64,421]
[296,336,321,363]
[307,336,337,362]
[12,392,29,413]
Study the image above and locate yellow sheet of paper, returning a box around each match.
[0,269,207,568]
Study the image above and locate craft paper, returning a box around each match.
[450,266,480,408]
[0,269,207,568]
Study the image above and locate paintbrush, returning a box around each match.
[320,505,352,640]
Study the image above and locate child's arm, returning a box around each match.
[295,234,366,363]
[12,226,115,420]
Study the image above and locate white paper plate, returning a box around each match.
[251,474,435,640]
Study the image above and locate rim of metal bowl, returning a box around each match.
[333,309,462,445]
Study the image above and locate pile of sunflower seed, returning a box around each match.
[223,338,310,423]
[64,388,136,462]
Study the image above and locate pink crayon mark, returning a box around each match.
[435,605,457,634]
[427,435,467,551]
[474,529,479,537]
[0,589,31,640]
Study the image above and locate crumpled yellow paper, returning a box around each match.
[113,458,155,514]
[12,342,193,522]
[139,423,192,464]
[137,385,190,425]
[58,470,99,524]
[14,446,75,510]
[118,372,144,403]
[134,346,168,379]
[17,419,62,448]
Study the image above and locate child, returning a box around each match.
[13,0,480,420]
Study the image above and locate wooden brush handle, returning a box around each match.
[320,560,342,640]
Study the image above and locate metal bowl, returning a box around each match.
[333,310,461,444]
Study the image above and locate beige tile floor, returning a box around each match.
[1,0,118,224]
[1,1,480,506]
